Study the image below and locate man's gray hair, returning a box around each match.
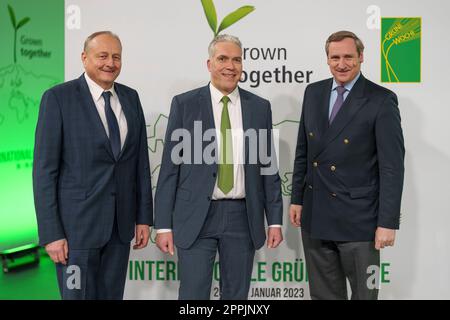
[325,30,365,56]
[83,31,122,52]
[208,34,242,57]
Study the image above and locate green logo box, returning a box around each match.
[381,17,421,83]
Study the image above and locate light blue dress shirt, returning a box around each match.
[328,72,361,118]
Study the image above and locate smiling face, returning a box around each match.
[327,37,363,85]
[207,41,243,95]
[81,33,122,90]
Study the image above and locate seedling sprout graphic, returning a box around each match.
[200,0,255,36]
[382,18,421,82]
[7,4,30,64]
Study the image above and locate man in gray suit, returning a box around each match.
[290,31,404,300]
[154,34,283,300]
[33,31,153,299]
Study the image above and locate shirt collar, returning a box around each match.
[84,73,117,102]
[209,82,239,106]
[331,72,361,93]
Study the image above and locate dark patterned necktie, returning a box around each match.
[329,85,346,124]
[102,91,121,160]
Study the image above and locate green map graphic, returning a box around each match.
[147,113,168,153]
[381,17,421,83]
[0,0,64,252]
[0,64,59,126]
[146,114,299,197]
[273,119,299,197]
[146,113,168,192]
[146,113,299,243]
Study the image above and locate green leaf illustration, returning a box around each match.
[217,5,255,35]
[200,0,217,34]
[8,4,17,28]
[7,5,31,64]
[17,17,30,29]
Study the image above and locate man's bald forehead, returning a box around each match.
[83,31,122,52]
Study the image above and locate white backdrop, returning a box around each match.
[64,0,450,299]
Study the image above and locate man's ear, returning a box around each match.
[81,51,87,67]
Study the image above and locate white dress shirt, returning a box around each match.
[84,73,128,149]
[209,83,246,200]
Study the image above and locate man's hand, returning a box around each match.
[45,239,68,265]
[375,227,396,250]
[267,227,283,249]
[289,204,302,227]
[133,224,150,250]
[156,231,174,255]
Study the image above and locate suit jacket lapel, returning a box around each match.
[198,85,218,165]
[317,79,333,139]
[313,75,368,158]
[78,75,115,160]
[199,85,215,131]
[308,79,332,158]
[114,83,133,160]
[239,87,251,165]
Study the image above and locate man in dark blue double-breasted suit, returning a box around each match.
[290,31,405,300]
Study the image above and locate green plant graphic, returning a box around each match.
[200,0,255,36]
[7,4,30,64]
[1,0,64,253]
[381,17,421,82]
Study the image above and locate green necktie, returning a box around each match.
[218,96,233,194]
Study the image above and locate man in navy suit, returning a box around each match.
[290,31,405,300]
[33,31,153,299]
[154,34,283,300]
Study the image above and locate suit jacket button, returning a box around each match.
[331,193,337,197]
[212,172,217,178]
[313,161,318,167]
[344,139,349,144]
[308,185,313,189]
[207,196,211,201]
[309,132,314,137]
[330,165,336,172]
